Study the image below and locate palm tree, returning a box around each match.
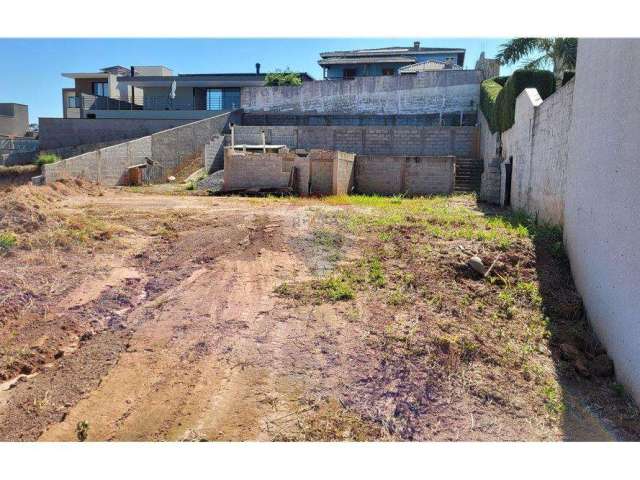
[496,38,577,83]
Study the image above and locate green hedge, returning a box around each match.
[495,69,555,132]
[479,76,508,133]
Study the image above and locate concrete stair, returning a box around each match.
[454,158,483,193]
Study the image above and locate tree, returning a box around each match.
[496,38,577,83]
[264,70,303,86]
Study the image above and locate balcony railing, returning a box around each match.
[69,93,143,111]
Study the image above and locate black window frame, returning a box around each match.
[92,81,108,97]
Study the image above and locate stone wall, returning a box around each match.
[241,70,482,115]
[564,39,640,403]
[354,156,455,196]
[232,126,478,158]
[42,111,237,185]
[500,81,574,225]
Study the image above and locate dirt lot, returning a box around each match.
[0,181,638,441]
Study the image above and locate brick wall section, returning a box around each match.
[232,126,478,158]
[308,151,335,195]
[42,111,239,185]
[355,156,455,195]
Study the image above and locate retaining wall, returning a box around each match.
[355,156,455,195]
[232,125,478,158]
[42,111,239,185]
[39,118,196,150]
[241,70,482,115]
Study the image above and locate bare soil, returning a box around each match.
[0,182,638,441]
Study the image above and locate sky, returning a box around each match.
[0,38,515,122]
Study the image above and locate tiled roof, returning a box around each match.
[318,56,416,66]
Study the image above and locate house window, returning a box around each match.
[67,96,78,108]
[343,68,357,80]
[206,88,241,111]
[92,82,108,97]
[444,56,456,64]
[382,68,395,76]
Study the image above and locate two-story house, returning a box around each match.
[61,64,314,119]
[318,41,466,80]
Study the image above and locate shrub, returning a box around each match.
[480,76,508,133]
[495,69,555,132]
[35,153,60,166]
[265,70,303,86]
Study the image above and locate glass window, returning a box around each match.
[67,96,78,108]
[92,82,108,97]
[207,88,241,111]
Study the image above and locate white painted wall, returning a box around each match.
[499,81,574,225]
[564,39,640,402]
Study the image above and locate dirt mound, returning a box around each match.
[0,179,103,234]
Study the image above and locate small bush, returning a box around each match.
[479,76,508,133]
[265,70,303,86]
[35,153,60,166]
[0,231,18,251]
[495,69,556,132]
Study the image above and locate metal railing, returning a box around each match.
[69,93,143,111]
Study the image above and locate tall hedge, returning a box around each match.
[480,76,508,133]
[495,69,555,132]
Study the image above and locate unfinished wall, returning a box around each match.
[241,70,482,115]
[332,151,355,195]
[500,81,574,225]
[564,39,640,402]
[42,111,238,185]
[39,118,195,150]
[233,126,478,158]
[222,148,293,191]
[355,156,455,195]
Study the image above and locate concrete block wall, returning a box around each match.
[354,156,455,195]
[39,118,195,150]
[42,111,238,185]
[232,126,478,158]
[241,70,482,115]
[332,151,356,195]
[478,111,501,204]
[222,148,292,190]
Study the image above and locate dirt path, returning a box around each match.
[1,186,638,441]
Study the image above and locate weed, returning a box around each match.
[76,420,89,442]
[541,383,564,415]
[0,231,18,251]
[387,288,409,306]
[318,276,354,301]
[35,153,60,166]
[367,257,386,287]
